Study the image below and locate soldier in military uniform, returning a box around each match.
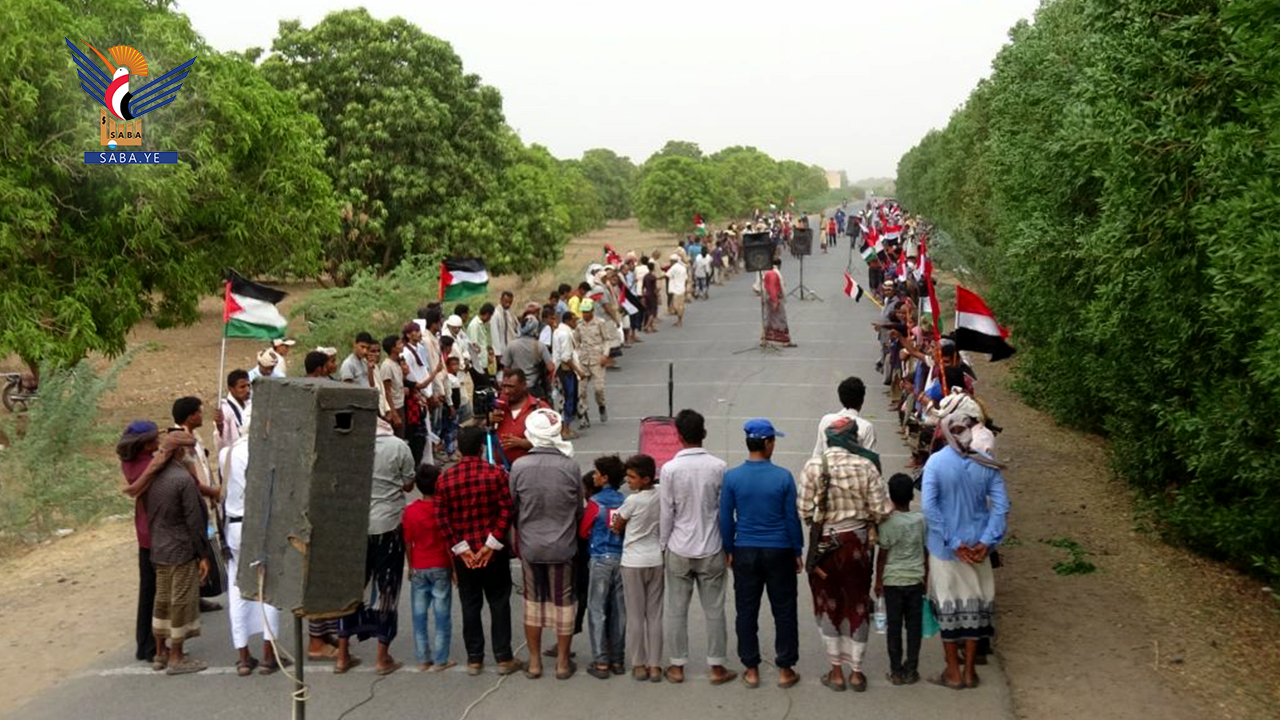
[574,299,612,426]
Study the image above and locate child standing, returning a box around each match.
[440,353,462,459]
[875,473,927,685]
[613,454,663,682]
[403,465,454,672]
[580,455,627,679]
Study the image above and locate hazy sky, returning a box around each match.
[176,0,1040,179]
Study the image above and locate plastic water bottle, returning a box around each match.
[873,596,888,634]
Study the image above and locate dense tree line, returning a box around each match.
[896,0,1280,582]
[0,2,835,369]
[634,141,831,232]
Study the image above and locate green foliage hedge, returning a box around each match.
[896,0,1280,582]
[634,142,831,232]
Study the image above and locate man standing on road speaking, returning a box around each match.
[720,419,804,690]
[488,368,548,467]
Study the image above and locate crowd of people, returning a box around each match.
[114,203,1010,696]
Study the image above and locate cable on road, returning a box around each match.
[455,641,529,720]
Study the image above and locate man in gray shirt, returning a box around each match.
[339,331,377,388]
[509,408,582,679]
[336,420,415,676]
[501,317,554,401]
[658,409,737,685]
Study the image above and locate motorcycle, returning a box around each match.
[1,372,38,412]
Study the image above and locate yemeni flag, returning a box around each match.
[439,259,489,301]
[223,270,288,340]
[843,271,864,302]
[694,213,707,237]
[954,285,1016,361]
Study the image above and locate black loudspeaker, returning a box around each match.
[743,231,773,273]
[790,228,813,257]
[237,378,380,618]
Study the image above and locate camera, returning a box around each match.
[473,386,498,418]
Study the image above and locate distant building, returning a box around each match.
[824,170,843,190]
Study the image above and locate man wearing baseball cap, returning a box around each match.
[719,418,804,689]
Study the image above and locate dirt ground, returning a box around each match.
[1,223,1277,718]
[974,358,1280,720]
[0,220,681,712]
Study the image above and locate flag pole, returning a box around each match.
[216,279,229,429]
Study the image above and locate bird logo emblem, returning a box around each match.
[65,38,195,158]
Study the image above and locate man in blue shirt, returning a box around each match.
[719,418,804,689]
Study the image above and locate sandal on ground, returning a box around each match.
[610,664,625,676]
[587,664,611,680]
[708,668,738,686]
[649,667,663,683]
[151,655,170,672]
[742,671,760,689]
[333,657,362,674]
[430,661,457,673]
[849,672,868,692]
[664,666,684,684]
[260,657,291,676]
[778,671,800,689]
[467,663,484,676]
[820,673,846,692]
[965,673,981,688]
[236,658,260,677]
[632,668,648,682]
[307,646,340,662]
[376,660,404,676]
[927,673,965,690]
[165,658,208,676]
[523,666,543,680]
[555,660,577,680]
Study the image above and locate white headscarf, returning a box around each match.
[524,408,573,457]
[938,412,1003,469]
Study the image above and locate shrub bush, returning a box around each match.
[895,0,1280,583]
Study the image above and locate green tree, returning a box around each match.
[895,0,1280,582]
[779,160,828,205]
[645,140,703,163]
[263,9,516,282]
[579,148,637,219]
[706,146,787,218]
[0,0,336,369]
[633,156,717,232]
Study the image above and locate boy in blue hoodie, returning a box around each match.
[579,454,627,678]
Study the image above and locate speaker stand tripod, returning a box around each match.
[787,255,823,302]
[734,271,783,355]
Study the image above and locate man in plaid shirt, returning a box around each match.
[435,426,522,676]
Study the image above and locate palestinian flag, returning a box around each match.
[954,285,1016,361]
[861,243,877,263]
[843,271,864,302]
[223,270,288,340]
[439,259,489,301]
[694,213,707,237]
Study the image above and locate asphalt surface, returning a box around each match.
[12,239,1012,720]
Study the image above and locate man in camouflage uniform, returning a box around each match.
[574,299,612,426]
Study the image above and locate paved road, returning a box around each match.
[12,241,1012,720]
